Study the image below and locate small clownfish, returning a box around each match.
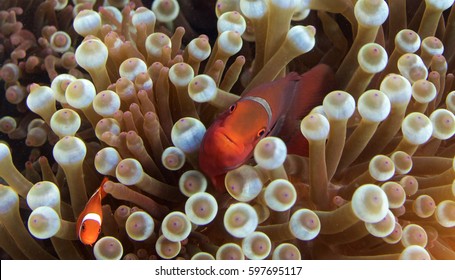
[76,177,109,246]
[199,64,335,192]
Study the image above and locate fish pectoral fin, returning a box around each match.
[268,114,286,136]
[210,173,227,193]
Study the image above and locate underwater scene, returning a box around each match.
[0,0,454,260]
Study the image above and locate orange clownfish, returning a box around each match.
[76,177,109,246]
[199,64,335,192]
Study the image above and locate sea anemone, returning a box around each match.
[0,0,454,260]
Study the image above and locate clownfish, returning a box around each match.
[199,64,335,192]
[76,177,109,246]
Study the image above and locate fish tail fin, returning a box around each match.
[211,174,227,193]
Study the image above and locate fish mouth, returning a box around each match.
[215,130,243,152]
[200,127,245,157]
[221,132,236,145]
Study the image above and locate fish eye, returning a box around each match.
[81,224,86,232]
[229,104,236,113]
[257,128,266,138]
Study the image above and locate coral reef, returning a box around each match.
[0,0,454,260]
